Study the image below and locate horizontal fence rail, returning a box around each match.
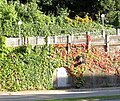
[5,32,120,57]
[6,33,120,46]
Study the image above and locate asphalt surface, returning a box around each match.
[0,87,120,101]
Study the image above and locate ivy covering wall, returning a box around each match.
[0,36,63,91]
[0,0,119,91]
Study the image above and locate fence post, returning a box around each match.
[105,34,110,52]
[21,37,23,46]
[67,35,71,52]
[18,38,21,46]
[116,28,120,35]
[54,36,57,44]
[47,36,50,45]
[36,37,38,45]
[71,34,74,43]
[24,37,28,45]
[86,32,92,50]
[101,30,105,38]
[67,35,71,43]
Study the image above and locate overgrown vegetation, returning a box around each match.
[0,0,119,37]
[0,36,62,91]
[53,43,120,88]
[0,0,120,91]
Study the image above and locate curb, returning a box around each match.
[0,87,120,95]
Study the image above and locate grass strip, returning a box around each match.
[39,95,120,101]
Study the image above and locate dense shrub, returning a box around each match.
[0,36,62,91]
[0,1,116,37]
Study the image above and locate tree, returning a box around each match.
[115,0,120,11]
[100,0,115,13]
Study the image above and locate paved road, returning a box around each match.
[0,87,120,101]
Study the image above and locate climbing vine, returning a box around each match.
[0,37,62,91]
[0,36,120,91]
[53,43,120,87]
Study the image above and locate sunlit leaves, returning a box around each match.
[0,45,59,91]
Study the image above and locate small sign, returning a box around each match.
[56,67,69,87]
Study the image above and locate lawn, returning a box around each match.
[36,95,120,101]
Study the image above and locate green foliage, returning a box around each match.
[0,0,7,4]
[0,36,6,46]
[0,0,119,92]
[57,7,69,17]
[106,11,120,27]
[114,12,120,27]
[0,1,18,36]
[100,0,115,12]
[0,36,9,58]
[97,0,120,25]
[0,0,116,37]
[115,0,120,11]
[74,76,85,88]
[0,41,62,91]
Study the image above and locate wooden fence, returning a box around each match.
[6,32,120,55]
